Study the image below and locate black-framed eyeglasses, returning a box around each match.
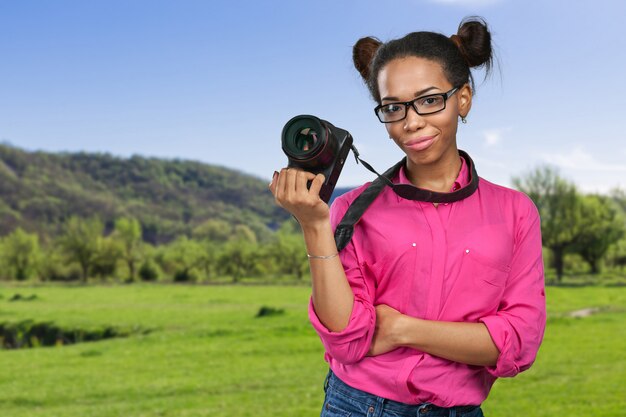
[374,87,460,123]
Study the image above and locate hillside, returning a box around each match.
[0,144,289,243]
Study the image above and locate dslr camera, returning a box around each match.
[281,115,353,203]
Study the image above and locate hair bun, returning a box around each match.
[453,16,493,71]
[353,36,382,81]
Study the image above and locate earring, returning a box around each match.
[461,116,467,124]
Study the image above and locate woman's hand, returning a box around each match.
[367,304,406,356]
[269,168,329,228]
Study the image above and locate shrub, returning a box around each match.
[256,306,285,318]
[139,259,160,282]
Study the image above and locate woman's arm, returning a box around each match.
[270,168,378,364]
[301,219,354,332]
[368,304,500,366]
[269,168,353,332]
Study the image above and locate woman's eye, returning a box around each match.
[419,96,443,107]
[381,104,402,114]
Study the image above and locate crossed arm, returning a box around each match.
[368,304,499,366]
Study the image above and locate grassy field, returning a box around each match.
[0,283,625,417]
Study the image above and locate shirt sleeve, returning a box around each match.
[307,194,377,365]
[479,195,547,378]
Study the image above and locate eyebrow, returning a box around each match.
[381,86,440,102]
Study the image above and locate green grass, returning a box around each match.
[0,284,625,416]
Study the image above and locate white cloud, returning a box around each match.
[482,128,510,147]
[539,146,626,172]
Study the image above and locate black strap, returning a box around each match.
[334,162,397,251]
[334,148,479,251]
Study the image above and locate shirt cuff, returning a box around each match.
[479,315,520,377]
[308,295,375,364]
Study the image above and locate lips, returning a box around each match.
[404,135,436,152]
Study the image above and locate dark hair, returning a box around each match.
[353,16,494,102]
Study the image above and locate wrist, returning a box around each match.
[300,218,332,236]
[396,315,420,347]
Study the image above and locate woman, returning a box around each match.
[270,17,545,417]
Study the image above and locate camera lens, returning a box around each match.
[294,128,318,152]
[282,115,337,169]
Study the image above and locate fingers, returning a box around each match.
[270,168,316,194]
[269,168,327,212]
[268,171,278,194]
[268,171,282,208]
[308,173,326,197]
[275,168,289,199]
[285,168,298,197]
[270,168,330,225]
[294,169,309,194]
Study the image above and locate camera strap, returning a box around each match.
[334,147,479,252]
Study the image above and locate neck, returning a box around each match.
[405,148,462,193]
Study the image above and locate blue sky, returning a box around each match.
[1,0,625,193]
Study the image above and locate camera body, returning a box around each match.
[281,115,353,203]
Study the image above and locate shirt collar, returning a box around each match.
[397,155,469,192]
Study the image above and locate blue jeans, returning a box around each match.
[321,370,484,417]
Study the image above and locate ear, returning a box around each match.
[457,83,472,118]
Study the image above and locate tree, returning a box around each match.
[269,222,308,280]
[1,228,41,280]
[572,195,625,273]
[113,217,143,280]
[197,239,221,281]
[192,219,232,242]
[59,216,104,283]
[513,166,582,281]
[233,224,257,244]
[162,236,205,282]
[609,187,626,213]
[91,236,123,280]
[607,238,626,271]
[218,238,258,283]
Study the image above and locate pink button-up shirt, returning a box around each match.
[309,157,546,407]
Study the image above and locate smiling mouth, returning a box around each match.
[404,135,436,151]
[405,136,435,146]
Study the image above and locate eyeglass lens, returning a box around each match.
[377,94,447,122]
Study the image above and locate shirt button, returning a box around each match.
[412,243,417,247]
[465,249,470,254]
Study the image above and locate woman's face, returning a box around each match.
[377,56,471,167]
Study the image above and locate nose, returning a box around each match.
[403,104,426,131]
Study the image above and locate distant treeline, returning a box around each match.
[0,217,307,283]
[0,143,289,244]
[0,144,625,283]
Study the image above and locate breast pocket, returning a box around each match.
[464,247,511,287]
[460,248,511,314]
